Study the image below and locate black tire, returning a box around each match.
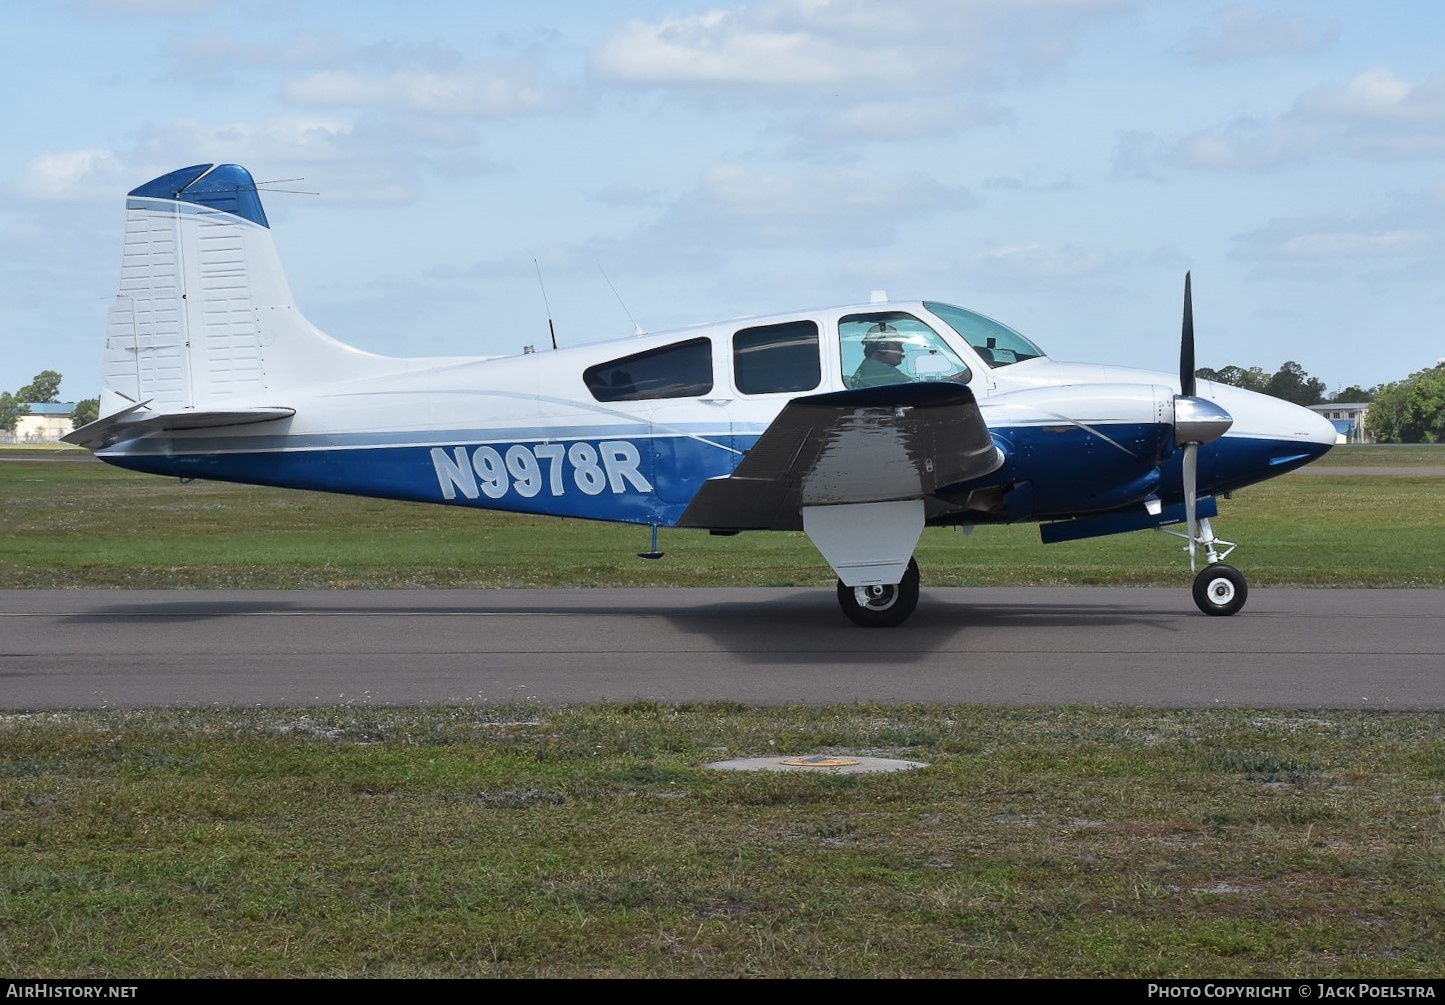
[837,558,920,628]
[1192,563,1248,617]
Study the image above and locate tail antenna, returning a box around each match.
[252,177,320,196]
[533,259,559,350]
[599,265,644,335]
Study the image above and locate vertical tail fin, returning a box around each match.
[99,163,379,419]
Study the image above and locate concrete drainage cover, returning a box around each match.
[706,754,929,774]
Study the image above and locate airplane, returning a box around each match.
[65,163,1338,627]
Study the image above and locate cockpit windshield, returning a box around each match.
[925,302,1045,368]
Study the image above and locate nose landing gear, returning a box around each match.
[1165,514,1248,616]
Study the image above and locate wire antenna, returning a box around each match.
[534,259,559,350]
[253,177,320,196]
[599,265,644,335]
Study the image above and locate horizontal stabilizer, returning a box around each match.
[62,405,295,451]
[677,382,1001,531]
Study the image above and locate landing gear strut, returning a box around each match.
[836,558,919,627]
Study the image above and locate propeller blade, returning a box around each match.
[1182,442,1198,573]
[1180,271,1196,398]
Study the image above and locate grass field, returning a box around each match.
[4,704,1445,978]
[1309,444,1445,466]
[2,445,1444,978]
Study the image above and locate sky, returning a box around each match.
[3,0,1444,403]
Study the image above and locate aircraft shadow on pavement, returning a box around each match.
[60,590,1181,671]
[658,591,1180,666]
[65,599,333,624]
[64,590,1174,624]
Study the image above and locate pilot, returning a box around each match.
[850,323,911,388]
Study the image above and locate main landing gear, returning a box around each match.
[836,558,920,628]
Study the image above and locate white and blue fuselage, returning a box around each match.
[94,316,1334,529]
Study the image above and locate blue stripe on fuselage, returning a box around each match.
[100,434,740,527]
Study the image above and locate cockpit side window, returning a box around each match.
[839,312,971,389]
[924,301,1044,367]
[584,338,713,402]
[733,320,820,395]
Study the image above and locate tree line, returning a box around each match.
[1197,359,1445,443]
[1195,361,1376,406]
[0,370,98,436]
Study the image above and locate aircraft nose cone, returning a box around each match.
[1264,396,1341,469]
[1204,383,1338,444]
[1300,402,1342,447]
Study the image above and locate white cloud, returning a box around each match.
[979,241,1115,281]
[1168,67,1445,172]
[19,150,126,201]
[1232,206,1444,285]
[285,67,556,117]
[592,11,850,88]
[590,0,1138,95]
[1298,67,1445,122]
[1168,116,1316,171]
[132,115,357,164]
[1185,4,1338,64]
[161,31,569,119]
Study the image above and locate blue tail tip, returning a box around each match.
[128,163,269,229]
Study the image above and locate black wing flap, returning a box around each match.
[676,382,1001,531]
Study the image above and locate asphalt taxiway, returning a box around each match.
[2,587,1442,711]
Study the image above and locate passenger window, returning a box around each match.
[733,320,821,395]
[584,338,713,402]
[839,312,971,389]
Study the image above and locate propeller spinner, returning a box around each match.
[1173,272,1233,571]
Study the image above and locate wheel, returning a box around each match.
[837,558,920,627]
[1192,563,1248,617]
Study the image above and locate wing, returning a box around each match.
[676,382,1002,531]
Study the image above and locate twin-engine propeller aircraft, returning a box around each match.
[66,163,1337,627]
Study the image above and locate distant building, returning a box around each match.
[1308,402,1373,444]
[7,402,77,444]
